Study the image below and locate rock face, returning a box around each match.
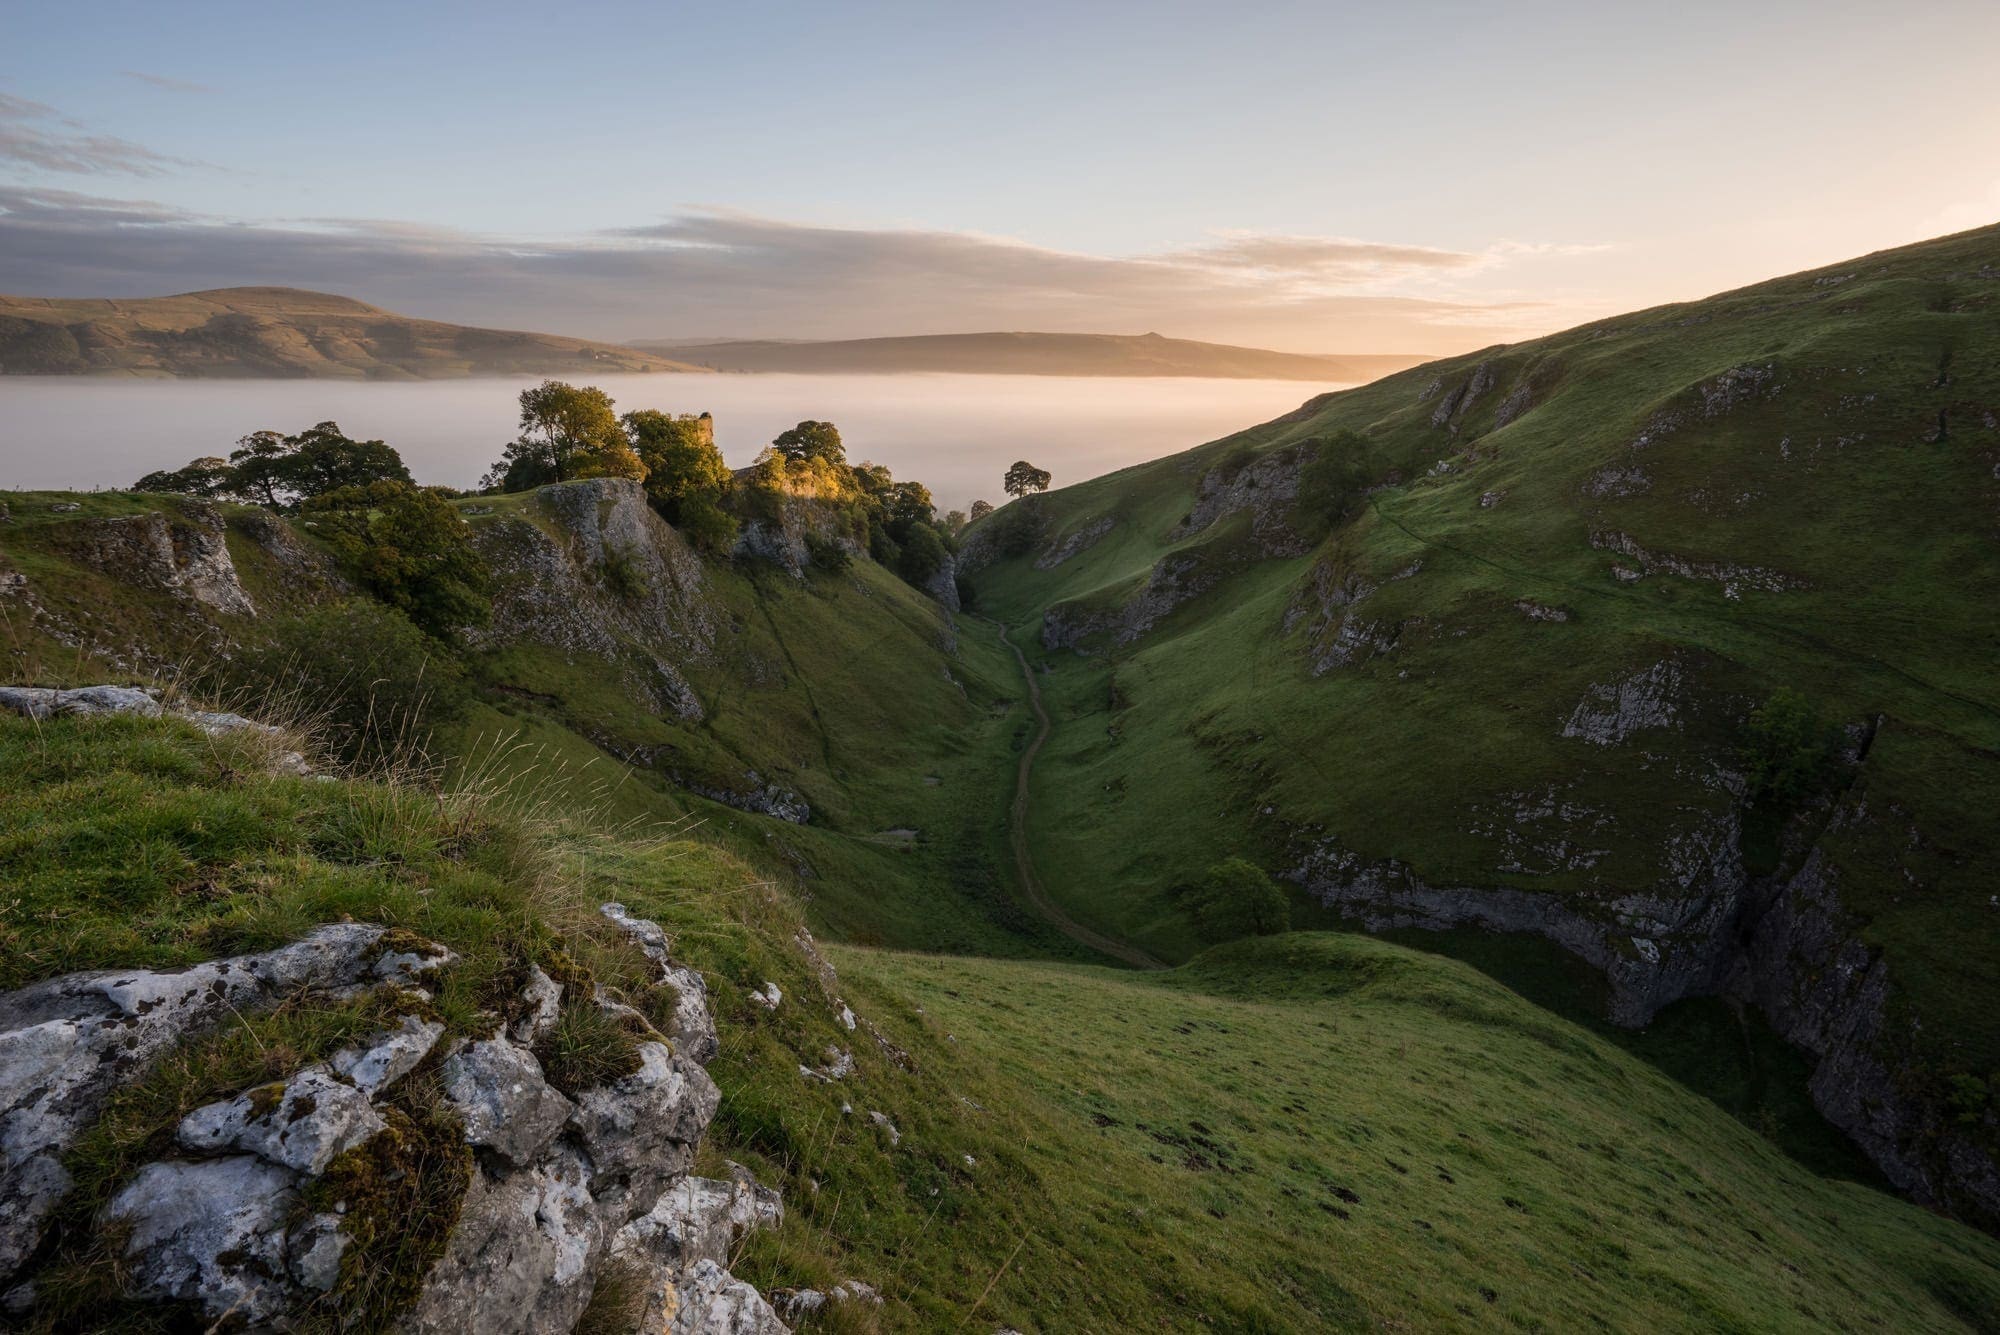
[3,910,791,1331]
[406,905,781,1335]
[731,484,864,579]
[0,924,453,1284]
[1291,775,2000,1232]
[1169,442,1312,555]
[56,502,255,617]
[471,478,713,721]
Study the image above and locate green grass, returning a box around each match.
[5,707,1999,1332]
[964,222,2000,1102]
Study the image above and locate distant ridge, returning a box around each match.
[633,330,1430,382]
[0,287,704,380]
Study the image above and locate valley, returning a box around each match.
[2,222,1998,1331]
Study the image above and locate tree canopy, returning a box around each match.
[306,481,490,639]
[1177,859,1291,940]
[1004,460,1052,499]
[136,422,410,509]
[484,381,645,490]
[771,420,846,466]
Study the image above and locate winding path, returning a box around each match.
[992,621,1167,970]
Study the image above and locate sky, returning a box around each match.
[3,0,1997,353]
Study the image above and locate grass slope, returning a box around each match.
[962,223,2000,1075]
[6,714,1997,1332]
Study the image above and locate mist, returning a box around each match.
[0,373,1333,511]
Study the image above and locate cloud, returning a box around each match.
[0,93,193,177]
[0,189,1568,350]
[119,70,214,94]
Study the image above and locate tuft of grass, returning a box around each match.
[535,999,647,1096]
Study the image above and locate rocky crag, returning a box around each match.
[0,906,792,1333]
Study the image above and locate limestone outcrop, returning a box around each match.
[0,908,792,1331]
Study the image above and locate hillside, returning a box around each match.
[0,287,704,380]
[634,330,1427,381]
[3,712,1996,1331]
[960,221,2000,1230]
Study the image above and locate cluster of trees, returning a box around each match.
[137,421,417,508]
[136,421,486,641]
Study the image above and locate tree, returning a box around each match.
[1741,688,1842,804]
[969,499,995,521]
[486,381,644,490]
[1296,431,1372,539]
[623,409,736,551]
[1178,858,1291,940]
[941,509,968,534]
[228,430,295,507]
[1003,460,1052,499]
[884,480,936,539]
[310,482,490,638]
[282,422,412,500]
[771,420,845,466]
[135,456,232,498]
[896,523,949,585]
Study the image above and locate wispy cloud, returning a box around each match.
[118,70,214,95]
[0,189,1573,350]
[0,93,194,177]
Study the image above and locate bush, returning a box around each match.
[673,494,740,555]
[897,524,949,585]
[1295,432,1372,539]
[1741,688,1843,805]
[1177,858,1291,940]
[310,484,491,639]
[220,602,470,766]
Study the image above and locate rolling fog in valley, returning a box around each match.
[0,373,1333,509]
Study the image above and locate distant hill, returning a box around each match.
[0,287,704,380]
[633,330,1429,381]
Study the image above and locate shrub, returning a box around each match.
[673,494,740,555]
[1295,432,1373,539]
[1178,858,1291,940]
[1741,687,1843,804]
[310,484,491,639]
[897,524,949,585]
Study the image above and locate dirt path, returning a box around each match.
[992,621,1167,970]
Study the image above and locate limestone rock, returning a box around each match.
[327,1015,446,1095]
[103,1156,300,1323]
[601,902,719,1063]
[508,964,564,1046]
[57,503,255,617]
[177,1068,387,1175]
[438,1038,574,1167]
[0,924,452,1282]
[401,1142,605,1335]
[667,1258,791,1335]
[571,1042,721,1221]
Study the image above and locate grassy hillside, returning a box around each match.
[5,713,1997,1332]
[961,222,2000,1223]
[0,287,703,379]
[964,221,2000,967]
[635,330,1427,381]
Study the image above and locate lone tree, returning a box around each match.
[771,420,846,466]
[623,409,738,552]
[1178,858,1291,940]
[485,381,645,490]
[968,498,995,521]
[1003,460,1052,499]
